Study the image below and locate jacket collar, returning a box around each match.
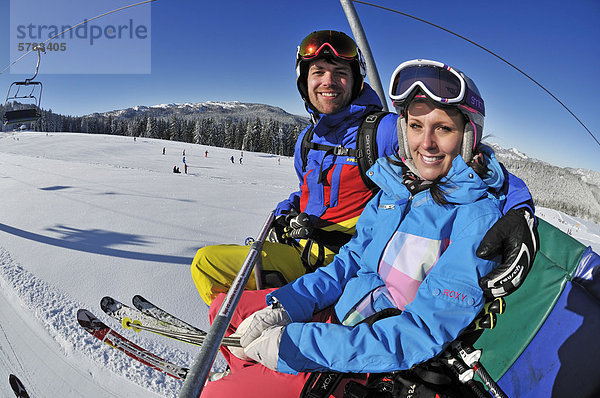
[369,150,505,205]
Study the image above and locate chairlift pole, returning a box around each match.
[178,212,275,398]
[339,0,388,111]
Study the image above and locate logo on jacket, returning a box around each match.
[444,289,467,301]
[440,288,475,305]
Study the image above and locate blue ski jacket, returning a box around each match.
[269,149,506,374]
[275,84,398,236]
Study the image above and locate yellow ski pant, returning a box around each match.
[191,241,309,306]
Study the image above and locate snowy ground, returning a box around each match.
[0,132,598,397]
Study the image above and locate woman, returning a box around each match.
[203,59,505,397]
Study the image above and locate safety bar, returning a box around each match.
[178,212,275,397]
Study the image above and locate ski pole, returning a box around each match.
[179,212,275,398]
[440,351,491,398]
[122,318,242,347]
[465,297,505,333]
[452,341,509,398]
[483,297,505,315]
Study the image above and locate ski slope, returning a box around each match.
[0,132,598,397]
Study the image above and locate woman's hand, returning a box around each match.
[244,326,285,371]
[239,302,291,348]
[477,208,539,297]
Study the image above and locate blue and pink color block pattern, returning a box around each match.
[342,231,450,326]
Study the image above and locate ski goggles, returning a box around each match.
[297,30,358,61]
[389,59,485,115]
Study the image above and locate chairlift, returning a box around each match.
[3,48,44,126]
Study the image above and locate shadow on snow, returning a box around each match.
[0,223,192,264]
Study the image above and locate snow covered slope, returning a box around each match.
[0,132,296,397]
[0,132,597,397]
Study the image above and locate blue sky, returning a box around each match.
[1,0,599,171]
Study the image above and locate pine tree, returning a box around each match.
[193,119,203,144]
[168,115,180,141]
[145,117,159,138]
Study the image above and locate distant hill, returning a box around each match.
[489,143,600,223]
[91,101,310,126]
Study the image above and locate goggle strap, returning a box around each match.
[463,91,485,116]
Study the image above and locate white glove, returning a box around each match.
[244,326,285,371]
[239,302,291,348]
[228,312,257,361]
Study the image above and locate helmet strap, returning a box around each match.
[461,121,476,163]
[397,116,411,162]
[397,116,424,178]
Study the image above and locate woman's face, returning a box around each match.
[406,100,465,181]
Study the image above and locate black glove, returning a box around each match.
[284,212,313,239]
[266,209,298,244]
[477,208,539,298]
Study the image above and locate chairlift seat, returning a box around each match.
[2,108,42,125]
[3,80,43,125]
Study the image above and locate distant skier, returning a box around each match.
[205,150,208,157]
[277,157,281,165]
[230,156,235,164]
[184,163,188,174]
[239,157,243,164]
[162,147,165,155]
[183,156,186,164]
[183,149,186,156]
[173,166,180,174]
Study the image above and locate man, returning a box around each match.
[191,30,537,306]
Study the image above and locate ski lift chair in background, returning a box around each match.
[2,48,44,126]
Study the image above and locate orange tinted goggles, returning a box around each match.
[298,30,358,60]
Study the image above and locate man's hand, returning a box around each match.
[267,210,298,244]
[283,212,313,239]
[267,211,314,243]
[477,208,539,298]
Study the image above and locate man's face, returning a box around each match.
[306,58,354,115]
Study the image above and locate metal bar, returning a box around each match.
[254,250,264,291]
[339,0,388,111]
[178,212,275,398]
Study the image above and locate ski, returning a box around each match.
[132,294,202,334]
[77,309,188,380]
[102,296,241,347]
[101,296,193,336]
[9,374,30,398]
[101,296,207,346]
